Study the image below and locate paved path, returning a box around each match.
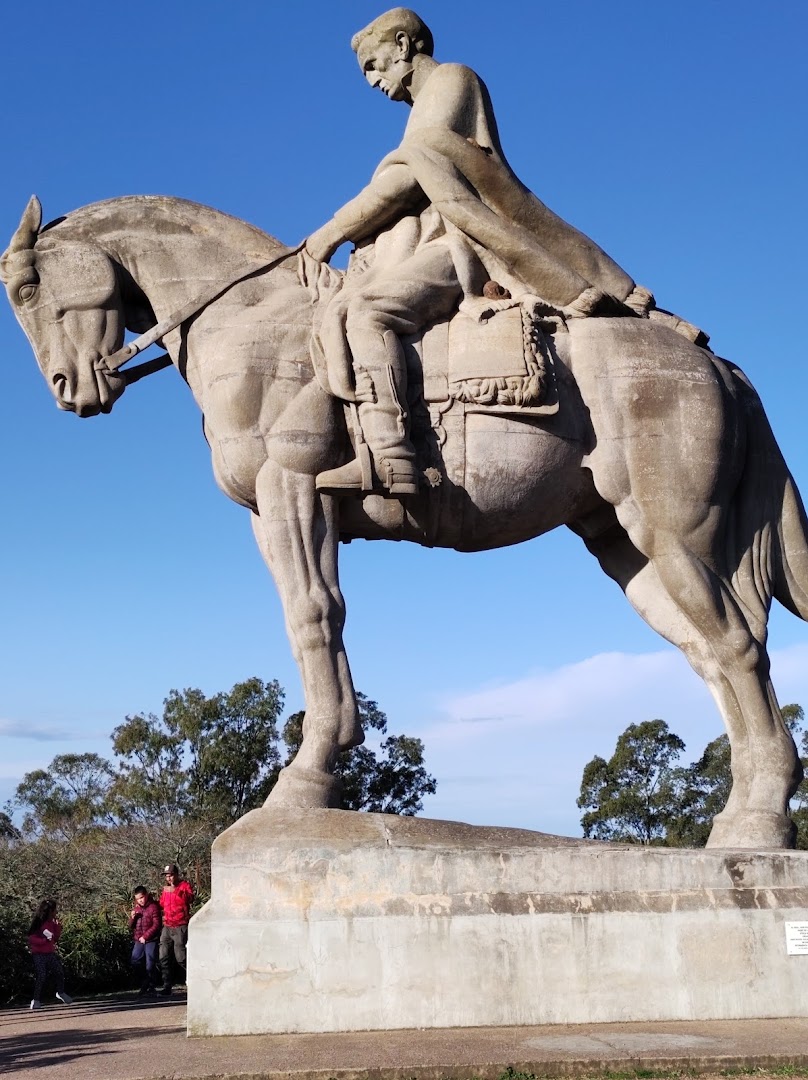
[2,994,808,1080]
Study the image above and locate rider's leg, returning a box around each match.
[316,242,462,496]
[317,319,417,495]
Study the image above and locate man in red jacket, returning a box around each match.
[158,864,194,995]
[129,886,162,994]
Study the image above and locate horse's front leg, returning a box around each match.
[252,458,363,809]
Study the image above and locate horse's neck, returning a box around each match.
[120,224,288,324]
[59,197,293,323]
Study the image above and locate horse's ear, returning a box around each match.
[7,195,42,252]
[18,195,42,244]
[0,195,42,284]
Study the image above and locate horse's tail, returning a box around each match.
[724,359,808,628]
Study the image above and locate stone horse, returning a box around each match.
[4,194,808,849]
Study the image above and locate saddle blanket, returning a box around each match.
[405,297,559,417]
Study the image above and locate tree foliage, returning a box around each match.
[784,705,808,847]
[15,753,113,840]
[579,705,808,848]
[0,807,20,842]
[666,734,731,848]
[577,720,686,844]
[109,677,284,834]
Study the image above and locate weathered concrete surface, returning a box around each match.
[187,808,808,1036]
[4,997,808,1080]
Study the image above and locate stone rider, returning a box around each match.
[306,7,647,498]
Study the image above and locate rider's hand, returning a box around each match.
[305,220,345,264]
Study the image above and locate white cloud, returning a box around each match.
[434,650,698,732]
[419,643,808,837]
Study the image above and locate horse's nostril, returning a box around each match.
[53,373,73,404]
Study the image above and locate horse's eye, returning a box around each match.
[18,283,37,303]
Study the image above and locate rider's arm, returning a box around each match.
[305,163,422,262]
[332,163,423,244]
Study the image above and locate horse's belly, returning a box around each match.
[339,408,593,550]
[454,413,593,550]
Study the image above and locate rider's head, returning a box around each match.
[351,8,434,103]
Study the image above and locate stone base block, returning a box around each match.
[187,808,808,1036]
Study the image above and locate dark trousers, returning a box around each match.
[32,953,65,1000]
[131,940,158,989]
[158,925,187,988]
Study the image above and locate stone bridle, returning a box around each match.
[97,241,306,385]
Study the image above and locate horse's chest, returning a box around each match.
[198,360,311,510]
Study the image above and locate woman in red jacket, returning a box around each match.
[129,886,163,994]
[27,899,73,1010]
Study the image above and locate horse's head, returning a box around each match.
[2,196,127,417]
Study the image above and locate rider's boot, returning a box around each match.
[317,329,419,497]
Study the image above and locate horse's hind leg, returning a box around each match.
[577,509,800,848]
[644,534,800,848]
[251,458,364,809]
[575,323,800,846]
[577,516,753,819]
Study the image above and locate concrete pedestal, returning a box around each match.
[187,808,808,1036]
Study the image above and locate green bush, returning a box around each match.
[59,912,132,995]
[0,902,34,1005]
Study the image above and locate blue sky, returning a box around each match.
[1,1,807,836]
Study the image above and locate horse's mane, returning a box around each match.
[43,195,288,262]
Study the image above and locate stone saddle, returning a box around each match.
[406,296,560,418]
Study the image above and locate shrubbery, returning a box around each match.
[59,913,132,996]
[0,902,32,1006]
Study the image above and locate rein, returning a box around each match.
[98,242,305,383]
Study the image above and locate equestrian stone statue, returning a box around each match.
[4,12,804,852]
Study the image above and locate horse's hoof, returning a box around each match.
[265,764,342,810]
[706,808,796,850]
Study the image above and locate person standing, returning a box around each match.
[158,864,193,995]
[28,899,73,1010]
[129,886,162,995]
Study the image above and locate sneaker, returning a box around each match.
[157,986,172,996]
[30,999,41,1011]
[55,992,74,1005]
